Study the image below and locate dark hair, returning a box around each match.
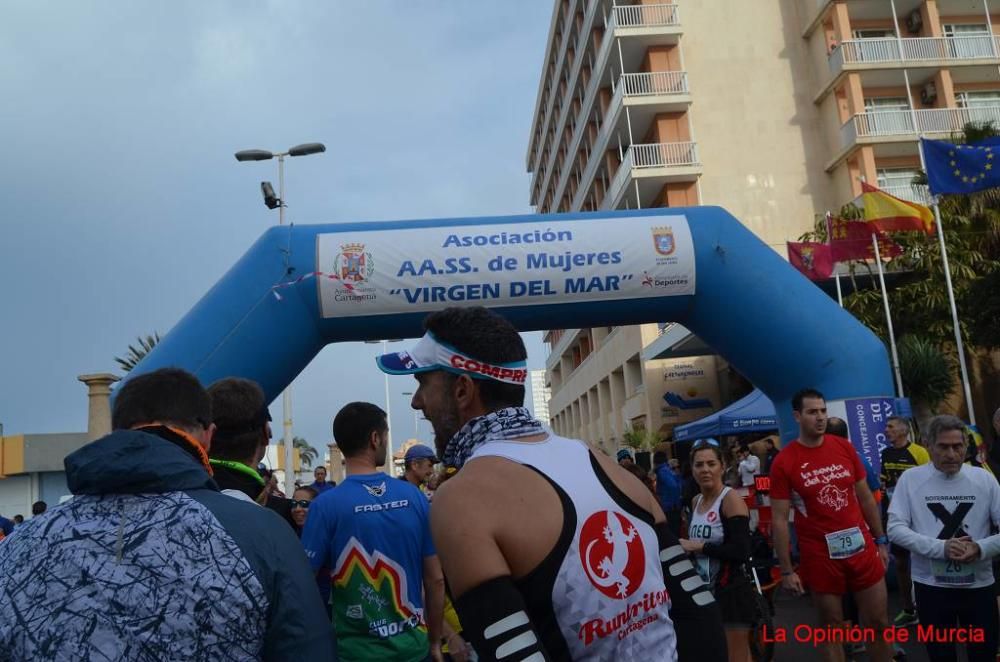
[423,307,527,410]
[31,501,46,516]
[13,515,23,524]
[207,378,268,462]
[792,388,825,412]
[333,402,387,458]
[314,465,327,474]
[112,368,211,432]
[887,415,909,427]
[826,417,849,438]
[293,485,318,499]
[691,443,725,465]
[624,463,655,494]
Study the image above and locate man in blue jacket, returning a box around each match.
[0,367,334,661]
[654,450,682,536]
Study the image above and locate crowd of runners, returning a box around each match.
[0,305,997,662]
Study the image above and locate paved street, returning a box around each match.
[770,585,981,662]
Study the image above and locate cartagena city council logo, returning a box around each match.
[335,242,375,283]
[652,227,675,256]
[579,511,646,600]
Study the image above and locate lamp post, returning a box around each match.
[235,142,325,495]
[401,392,420,437]
[365,339,404,476]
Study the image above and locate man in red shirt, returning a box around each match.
[770,388,892,662]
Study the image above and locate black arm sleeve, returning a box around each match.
[454,576,550,662]
[656,521,728,662]
[702,514,752,562]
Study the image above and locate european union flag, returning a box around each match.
[923,137,1000,195]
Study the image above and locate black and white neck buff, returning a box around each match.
[443,407,545,469]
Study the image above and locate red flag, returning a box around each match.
[829,218,902,263]
[787,242,834,280]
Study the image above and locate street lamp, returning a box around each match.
[401,392,420,437]
[235,142,325,496]
[365,339,405,476]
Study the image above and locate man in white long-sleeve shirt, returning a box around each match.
[888,414,1000,662]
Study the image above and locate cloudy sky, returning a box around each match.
[0,1,552,456]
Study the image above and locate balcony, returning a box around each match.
[840,106,1000,148]
[611,3,679,29]
[877,183,933,206]
[829,36,1000,74]
[566,72,691,210]
[603,142,701,210]
[620,70,688,96]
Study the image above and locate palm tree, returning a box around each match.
[114,332,161,373]
[622,427,659,452]
[293,437,319,468]
[898,334,956,431]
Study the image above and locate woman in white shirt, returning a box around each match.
[681,438,757,662]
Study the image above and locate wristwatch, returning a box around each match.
[875,535,889,545]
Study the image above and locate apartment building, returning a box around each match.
[528,0,1000,448]
[530,369,553,422]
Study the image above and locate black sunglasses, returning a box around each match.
[291,499,311,509]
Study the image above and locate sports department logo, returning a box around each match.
[652,227,675,256]
[334,242,375,283]
[707,511,718,523]
[578,511,646,600]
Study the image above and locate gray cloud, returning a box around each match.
[0,1,551,450]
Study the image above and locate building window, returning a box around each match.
[957,91,1000,126]
[852,29,895,39]
[861,97,911,134]
[944,23,993,59]
[864,97,909,112]
[943,23,990,36]
[876,168,921,200]
[956,90,1000,108]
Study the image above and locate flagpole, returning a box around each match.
[872,233,905,398]
[825,211,843,307]
[916,139,977,425]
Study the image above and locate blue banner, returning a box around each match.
[844,397,897,477]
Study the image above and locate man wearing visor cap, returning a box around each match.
[378,306,726,662]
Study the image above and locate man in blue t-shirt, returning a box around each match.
[302,402,444,662]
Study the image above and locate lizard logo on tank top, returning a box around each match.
[579,511,646,599]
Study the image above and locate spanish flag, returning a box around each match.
[861,182,935,235]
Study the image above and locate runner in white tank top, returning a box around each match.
[377,307,727,661]
[470,433,677,659]
[688,486,732,585]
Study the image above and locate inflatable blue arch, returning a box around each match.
[122,207,893,444]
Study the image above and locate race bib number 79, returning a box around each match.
[825,526,865,559]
